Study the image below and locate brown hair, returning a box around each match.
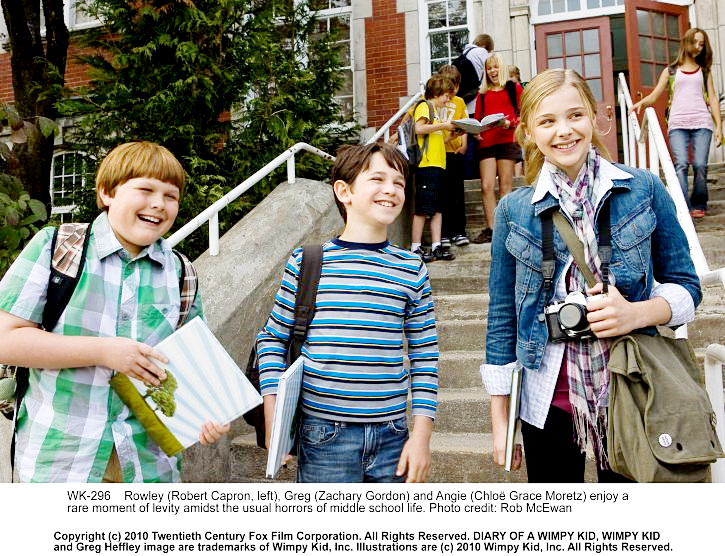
[331,143,409,221]
[95,141,186,209]
[437,64,461,88]
[473,34,494,52]
[673,28,713,72]
[515,68,610,184]
[424,73,453,99]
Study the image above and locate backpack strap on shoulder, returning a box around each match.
[505,80,519,116]
[290,244,323,361]
[43,223,91,332]
[173,250,198,328]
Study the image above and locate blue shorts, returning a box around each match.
[297,414,409,483]
[414,166,444,216]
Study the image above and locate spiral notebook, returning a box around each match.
[115,316,262,454]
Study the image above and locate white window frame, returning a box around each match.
[50,151,89,220]
[418,0,474,84]
[308,2,354,118]
[66,0,102,31]
[530,0,625,25]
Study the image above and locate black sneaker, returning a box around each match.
[413,247,434,263]
[432,245,456,261]
[452,234,470,246]
[440,237,451,248]
[471,228,493,244]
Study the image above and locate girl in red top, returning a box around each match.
[471,53,523,243]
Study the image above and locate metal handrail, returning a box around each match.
[366,89,424,144]
[705,344,725,483]
[168,87,425,255]
[167,142,334,255]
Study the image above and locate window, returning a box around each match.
[427,0,469,73]
[309,1,353,118]
[533,0,624,23]
[50,152,90,222]
[39,0,100,31]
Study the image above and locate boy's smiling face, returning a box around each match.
[99,177,180,257]
[334,152,406,242]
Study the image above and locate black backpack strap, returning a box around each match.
[173,250,198,328]
[289,245,323,362]
[505,80,519,116]
[43,223,91,332]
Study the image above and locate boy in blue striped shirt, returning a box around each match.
[256,143,439,482]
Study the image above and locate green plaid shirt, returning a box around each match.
[0,212,203,482]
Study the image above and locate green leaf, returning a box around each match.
[28,200,48,220]
[37,117,60,138]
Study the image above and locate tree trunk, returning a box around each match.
[1,0,69,212]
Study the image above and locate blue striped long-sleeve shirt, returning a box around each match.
[256,238,438,422]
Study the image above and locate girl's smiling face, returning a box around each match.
[485,61,499,84]
[529,84,594,180]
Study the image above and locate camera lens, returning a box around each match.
[558,303,588,331]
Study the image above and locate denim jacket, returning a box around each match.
[482,161,702,425]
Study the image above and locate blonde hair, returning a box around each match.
[480,52,509,93]
[515,69,610,184]
[95,141,187,210]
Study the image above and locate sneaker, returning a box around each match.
[452,234,470,246]
[431,245,456,261]
[689,208,705,219]
[413,247,434,263]
[471,228,493,244]
[440,237,451,248]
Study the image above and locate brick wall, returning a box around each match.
[0,40,93,105]
[365,0,408,129]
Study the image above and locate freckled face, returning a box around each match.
[99,177,180,256]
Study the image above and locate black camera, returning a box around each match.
[544,291,602,342]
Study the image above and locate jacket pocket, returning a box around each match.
[611,206,656,274]
[506,224,543,294]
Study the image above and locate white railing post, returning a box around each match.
[209,213,219,257]
[167,143,334,254]
[287,156,296,184]
[704,344,725,483]
[619,90,631,166]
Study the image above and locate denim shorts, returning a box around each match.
[297,413,409,483]
[414,166,444,216]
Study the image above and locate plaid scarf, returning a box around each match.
[546,146,611,467]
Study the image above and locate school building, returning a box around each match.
[0,0,723,216]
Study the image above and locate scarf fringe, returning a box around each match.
[572,406,609,469]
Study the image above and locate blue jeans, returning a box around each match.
[668,128,712,210]
[297,414,409,483]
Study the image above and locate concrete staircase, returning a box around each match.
[228,168,725,483]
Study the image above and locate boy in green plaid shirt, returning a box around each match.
[0,141,229,482]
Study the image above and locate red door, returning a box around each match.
[535,18,617,160]
[625,0,689,134]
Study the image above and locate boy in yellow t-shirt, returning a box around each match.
[410,74,456,263]
[437,65,470,247]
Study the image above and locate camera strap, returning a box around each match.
[541,200,611,292]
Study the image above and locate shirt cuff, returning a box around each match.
[650,283,695,327]
[480,361,516,395]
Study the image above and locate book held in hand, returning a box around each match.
[452,113,506,134]
[110,316,262,456]
[266,356,305,479]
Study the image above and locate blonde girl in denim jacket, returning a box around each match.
[482,69,701,482]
